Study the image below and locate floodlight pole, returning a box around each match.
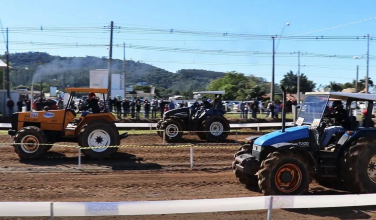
[6,28,10,98]
[366,34,370,93]
[270,36,275,101]
[107,21,114,97]
[297,51,300,104]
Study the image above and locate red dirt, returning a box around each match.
[0,134,375,220]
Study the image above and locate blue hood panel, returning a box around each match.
[254,126,309,146]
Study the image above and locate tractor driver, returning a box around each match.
[321,100,349,147]
[81,92,101,116]
[202,96,212,109]
[212,94,223,110]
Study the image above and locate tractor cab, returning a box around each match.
[233,90,376,195]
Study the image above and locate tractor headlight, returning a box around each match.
[252,144,261,152]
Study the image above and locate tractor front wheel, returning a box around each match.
[258,151,311,195]
[13,126,48,159]
[161,118,183,142]
[342,137,376,193]
[78,122,119,159]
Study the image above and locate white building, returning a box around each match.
[89,69,155,100]
[89,69,131,98]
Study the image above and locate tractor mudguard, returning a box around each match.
[336,128,376,157]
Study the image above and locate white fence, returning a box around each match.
[2,194,376,219]
[0,122,295,130]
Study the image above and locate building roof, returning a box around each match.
[0,59,7,69]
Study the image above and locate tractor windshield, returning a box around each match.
[298,95,329,125]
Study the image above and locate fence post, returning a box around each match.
[190,146,194,168]
[78,147,82,170]
[163,131,166,145]
[50,202,54,220]
[257,123,260,132]
[235,130,238,142]
[267,196,273,220]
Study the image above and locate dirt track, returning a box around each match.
[1,133,376,220]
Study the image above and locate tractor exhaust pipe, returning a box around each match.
[281,86,287,133]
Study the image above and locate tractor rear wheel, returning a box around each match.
[161,118,183,142]
[204,116,229,142]
[13,126,48,159]
[341,137,376,193]
[258,151,311,195]
[78,121,119,159]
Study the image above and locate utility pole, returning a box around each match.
[297,51,300,104]
[366,34,370,93]
[270,36,275,101]
[107,21,114,97]
[355,65,359,92]
[6,28,10,98]
[123,42,126,99]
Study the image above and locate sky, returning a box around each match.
[1,0,376,89]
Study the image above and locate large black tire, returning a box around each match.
[232,143,258,189]
[13,126,48,159]
[196,122,207,140]
[161,118,183,142]
[258,151,311,195]
[156,120,163,138]
[78,121,120,159]
[44,145,53,152]
[203,116,230,142]
[341,137,376,193]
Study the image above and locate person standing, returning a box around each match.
[274,101,280,119]
[17,98,23,112]
[240,101,245,119]
[244,103,249,119]
[269,101,275,118]
[136,100,141,119]
[151,99,158,119]
[251,100,258,119]
[108,96,113,112]
[7,97,14,117]
[25,98,31,112]
[144,100,150,119]
[116,97,122,119]
[123,98,130,118]
[130,99,136,118]
[113,97,118,113]
[168,98,175,110]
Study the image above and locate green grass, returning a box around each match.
[225,112,293,120]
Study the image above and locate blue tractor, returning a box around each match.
[233,87,376,195]
[156,91,230,142]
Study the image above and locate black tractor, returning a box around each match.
[233,87,376,195]
[156,91,230,142]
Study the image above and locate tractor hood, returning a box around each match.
[164,107,190,118]
[254,126,309,146]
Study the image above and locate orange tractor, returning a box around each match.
[8,88,128,159]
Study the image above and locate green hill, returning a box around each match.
[1,52,225,97]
